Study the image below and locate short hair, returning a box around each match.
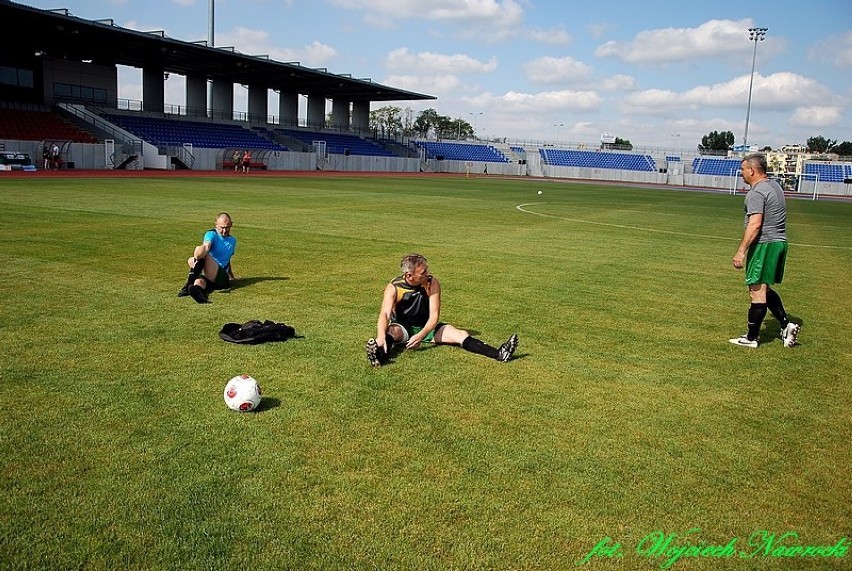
[742,154,767,174]
[400,253,427,274]
[216,212,232,223]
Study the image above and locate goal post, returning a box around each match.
[797,173,819,200]
[729,168,743,195]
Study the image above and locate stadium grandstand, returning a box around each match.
[1,1,850,195]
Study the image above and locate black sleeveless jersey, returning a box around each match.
[391,274,433,328]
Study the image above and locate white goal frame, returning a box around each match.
[797,173,819,200]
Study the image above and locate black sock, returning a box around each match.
[766,288,788,328]
[747,303,767,341]
[461,336,499,359]
[369,334,396,364]
[185,258,203,287]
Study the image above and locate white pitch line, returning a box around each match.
[516,203,852,250]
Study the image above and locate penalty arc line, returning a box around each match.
[516,203,852,250]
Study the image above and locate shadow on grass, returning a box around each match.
[759,314,805,346]
[255,396,282,412]
[218,276,290,292]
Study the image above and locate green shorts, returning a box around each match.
[205,265,231,290]
[391,321,445,344]
[745,241,787,286]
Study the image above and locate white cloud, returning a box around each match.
[524,27,570,45]
[686,72,835,110]
[524,56,593,85]
[385,48,497,74]
[383,74,463,95]
[329,0,524,28]
[488,89,602,113]
[586,23,610,40]
[623,72,836,114]
[789,106,844,128]
[217,28,339,66]
[598,74,635,91]
[622,88,679,114]
[810,30,852,68]
[596,18,756,64]
[524,56,635,94]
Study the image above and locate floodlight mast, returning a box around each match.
[743,27,767,150]
[469,112,483,139]
[208,0,215,47]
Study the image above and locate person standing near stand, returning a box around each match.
[729,154,800,348]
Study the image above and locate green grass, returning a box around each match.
[1,174,850,570]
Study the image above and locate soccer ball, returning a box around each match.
[223,374,262,412]
[537,190,543,195]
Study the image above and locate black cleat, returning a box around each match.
[177,285,190,297]
[366,338,382,367]
[189,284,209,304]
[496,333,519,362]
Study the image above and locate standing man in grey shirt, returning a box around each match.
[730,154,800,348]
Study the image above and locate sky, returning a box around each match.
[18,0,852,150]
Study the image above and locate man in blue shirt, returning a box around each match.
[178,212,237,303]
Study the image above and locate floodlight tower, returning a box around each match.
[470,112,483,139]
[208,0,215,46]
[743,27,767,150]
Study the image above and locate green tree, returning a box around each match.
[413,108,441,138]
[806,135,837,153]
[434,115,455,139]
[830,141,852,157]
[412,109,473,139]
[401,106,416,138]
[601,137,632,150]
[699,130,735,153]
[369,105,403,137]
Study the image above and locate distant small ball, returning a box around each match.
[224,374,262,412]
[537,190,543,195]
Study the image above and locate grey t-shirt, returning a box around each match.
[743,178,787,243]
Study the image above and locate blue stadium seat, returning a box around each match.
[414,141,510,163]
[103,114,286,150]
[538,148,655,171]
[693,157,741,176]
[804,162,846,183]
[276,128,395,157]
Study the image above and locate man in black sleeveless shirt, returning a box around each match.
[366,253,518,367]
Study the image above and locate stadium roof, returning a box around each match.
[0,0,435,103]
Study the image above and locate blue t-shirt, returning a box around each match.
[203,229,237,268]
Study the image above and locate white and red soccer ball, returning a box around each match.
[223,374,262,412]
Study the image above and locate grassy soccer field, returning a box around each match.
[1,173,850,570]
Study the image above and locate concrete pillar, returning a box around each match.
[185,74,207,118]
[247,84,268,124]
[331,98,351,131]
[278,92,299,128]
[352,101,370,134]
[306,95,326,130]
[210,79,233,121]
[142,66,165,113]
